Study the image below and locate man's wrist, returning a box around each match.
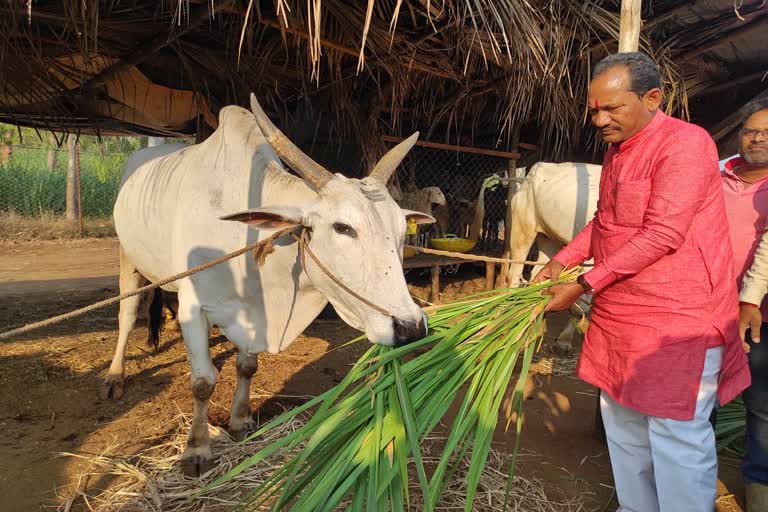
[577,274,593,294]
[740,301,759,308]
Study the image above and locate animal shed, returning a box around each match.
[0,0,766,510]
[2,0,765,264]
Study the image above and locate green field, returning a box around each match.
[0,146,124,217]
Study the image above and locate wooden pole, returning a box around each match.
[382,135,521,160]
[682,13,766,62]
[710,88,768,142]
[499,126,521,288]
[618,0,642,53]
[75,139,83,237]
[430,265,440,304]
[485,262,496,291]
[66,136,77,221]
[699,70,768,97]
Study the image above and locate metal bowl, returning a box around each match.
[430,236,476,253]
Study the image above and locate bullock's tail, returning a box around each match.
[146,288,164,350]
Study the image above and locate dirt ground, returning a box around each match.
[0,239,744,511]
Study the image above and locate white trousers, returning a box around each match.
[601,346,722,512]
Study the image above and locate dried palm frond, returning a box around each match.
[0,1,698,161]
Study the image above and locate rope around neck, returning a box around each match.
[293,229,393,318]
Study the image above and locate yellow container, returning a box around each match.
[430,236,476,253]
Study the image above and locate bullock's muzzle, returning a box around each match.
[393,318,427,346]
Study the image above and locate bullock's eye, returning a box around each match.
[333,222,357,238]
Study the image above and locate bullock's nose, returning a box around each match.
[393,318,427,346]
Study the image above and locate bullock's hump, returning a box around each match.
[211,105,277,159]
[218,105,253,126]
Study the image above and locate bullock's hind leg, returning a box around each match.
[228,350,259,441]
[177,288,217,477]
[102,247,148,400]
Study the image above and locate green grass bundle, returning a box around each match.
[716,398,746,457]
[204,271,579,511]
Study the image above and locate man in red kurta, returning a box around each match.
[534,52,750,511]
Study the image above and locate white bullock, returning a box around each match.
[108,94,434,475]
[506,162,602,352]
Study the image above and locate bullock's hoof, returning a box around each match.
[228,419,257,442]
[101,375,124,400]
[179,453,216,477]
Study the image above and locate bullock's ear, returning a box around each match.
[220,206,305,229]
[402,209,435,225]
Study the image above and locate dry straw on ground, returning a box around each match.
[0,212,115,241]
[58,413,585,512]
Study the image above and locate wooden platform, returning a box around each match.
[403,252,498,304]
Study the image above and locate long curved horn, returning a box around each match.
[368,132,419,184]
[250,93,333,190]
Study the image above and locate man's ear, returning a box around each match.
[402,209,436,225]
[644,87,662,112]
[220,206,305,229]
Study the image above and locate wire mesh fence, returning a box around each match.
[390,144,515,255]
[0,144,125,218]
[1,136,516,251]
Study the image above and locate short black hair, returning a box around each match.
[592,52,661,96]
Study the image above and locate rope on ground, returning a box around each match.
[0,226,297,342]
[403,245,594,266]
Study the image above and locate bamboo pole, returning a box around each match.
[618,0,642,53]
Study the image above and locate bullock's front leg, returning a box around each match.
[178,299,217,477]
[228,351,258,441]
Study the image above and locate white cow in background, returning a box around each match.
[109,94,434,476]
[506,161,602,353]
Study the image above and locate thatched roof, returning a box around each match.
[1,1,765,165]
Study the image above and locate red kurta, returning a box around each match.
[555,111,750,420]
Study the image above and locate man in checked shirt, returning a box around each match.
[533,52,751,511]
